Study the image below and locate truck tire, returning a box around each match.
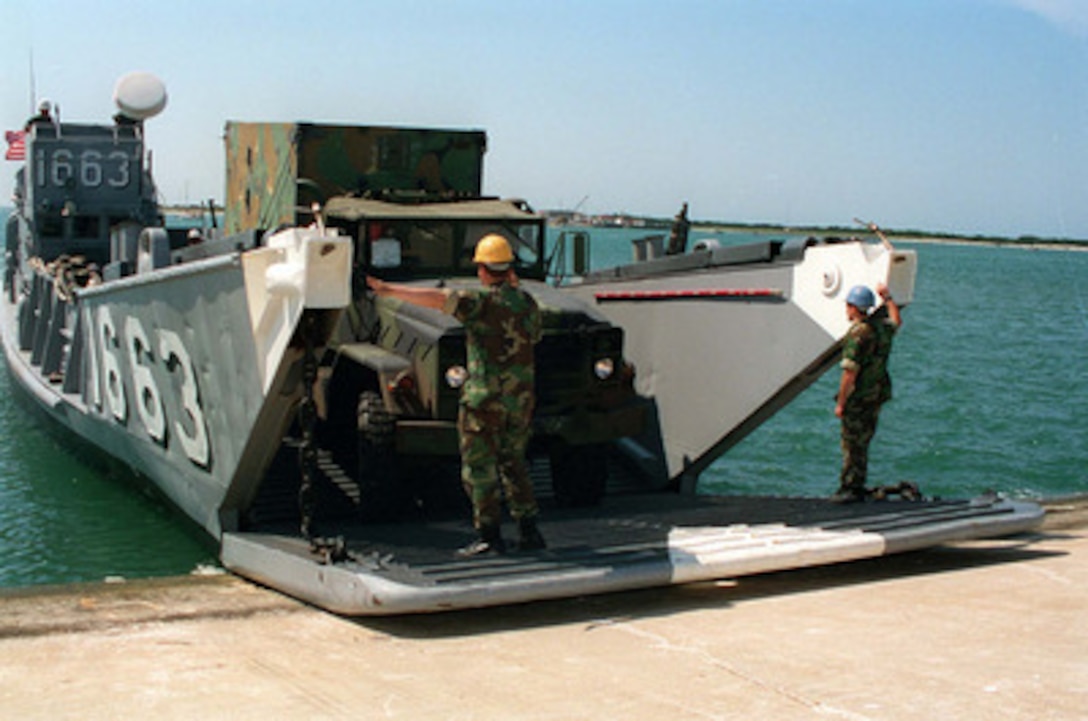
[550,441,608,507]
[356,391,396,520]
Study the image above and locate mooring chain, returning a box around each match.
[298,313,319,541]
[297,312,351,564]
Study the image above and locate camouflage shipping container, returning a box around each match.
[223,122,487,235]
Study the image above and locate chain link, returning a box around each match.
[298,313,319,540]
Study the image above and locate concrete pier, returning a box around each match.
[2,498,1085,720]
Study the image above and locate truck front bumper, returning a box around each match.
[394,399,650,456]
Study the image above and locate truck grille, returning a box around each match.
[535,326,621,412]
[436,326,623,417]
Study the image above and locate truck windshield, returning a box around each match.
[366,220,543,277]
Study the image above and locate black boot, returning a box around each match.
[830,484,868,504]
[516,516,546,551]
[458,524,506,557]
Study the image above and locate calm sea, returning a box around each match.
[1,226,1085,589]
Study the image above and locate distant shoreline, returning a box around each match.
[545,212,1088,250]
[5,204,1084,252]
[891,235,1088,252]
[687,223,1088,252]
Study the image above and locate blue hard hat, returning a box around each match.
[846,285,876,310]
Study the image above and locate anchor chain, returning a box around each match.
[297,313,320,540]
[869,480,924,502]
[297,312,351,564]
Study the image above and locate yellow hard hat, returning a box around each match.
[473,234,514,266]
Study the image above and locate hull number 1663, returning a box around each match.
[88,306,211,468]
[35,148,132,190]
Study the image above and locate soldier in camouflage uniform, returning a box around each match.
[366,234,545,555]
[832,283,901,502]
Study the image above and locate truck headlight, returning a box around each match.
[445,365,468,388]
[593,357,615,380]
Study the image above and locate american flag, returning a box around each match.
[5,130,26,161]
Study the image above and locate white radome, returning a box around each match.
[113,72,168,120]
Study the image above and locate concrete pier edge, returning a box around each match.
[2,496,1085,720]
[3,495,1084,636]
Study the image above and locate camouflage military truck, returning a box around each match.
[225,123,651,522]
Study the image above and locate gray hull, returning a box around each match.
[2,227,352,538]
[563,237,920,483]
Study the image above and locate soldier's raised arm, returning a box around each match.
[366,276,450,310]
[876,283,901,328]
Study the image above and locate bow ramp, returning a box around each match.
[222,493,1042,615]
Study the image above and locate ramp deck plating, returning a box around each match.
[223,493,1043,615]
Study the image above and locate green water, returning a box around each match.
[0,370,217,588]
[1,230,1085,588]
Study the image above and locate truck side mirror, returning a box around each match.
[572,231,589,275]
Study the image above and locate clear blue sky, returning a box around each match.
[2,0,1086,239]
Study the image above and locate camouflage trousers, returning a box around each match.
[457,399,539,530]
[840,402,882,491]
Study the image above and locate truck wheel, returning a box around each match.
[550,441,608,507]
[356,391,396,520]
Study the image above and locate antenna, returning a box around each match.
[28,48,36,114]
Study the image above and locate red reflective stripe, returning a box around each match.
[594,288,782,301]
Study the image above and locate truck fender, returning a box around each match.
[322,343,410,426]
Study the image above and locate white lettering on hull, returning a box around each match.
[92,307,211,469]
[159,329,210,466]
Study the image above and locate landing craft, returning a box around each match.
[2,74,1043,614]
